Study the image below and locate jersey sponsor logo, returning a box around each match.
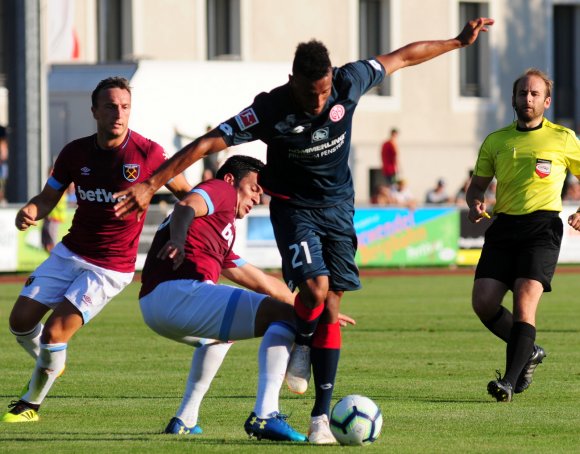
[219,122,234,136]
[232,131,254,145]
[235,108,259,131]
[535,159,552,178]
[288,132,346,160]
[77,185,119,203]
[312,127,329,142]
[81,166,91,176]
[123,164,140,182]
[368,59,382,72]
[329,104,345,122]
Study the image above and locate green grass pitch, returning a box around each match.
[1,271,579,452]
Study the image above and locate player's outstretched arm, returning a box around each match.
[114,131,228,219]
[15,184,65,231]
[221,265,356,326]
[377,17,494,75]
[223,263,294,304]
[165,173,193,200]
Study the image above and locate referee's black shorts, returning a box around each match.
[475,211,563,292]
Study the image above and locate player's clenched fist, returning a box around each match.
[15,207,38,231]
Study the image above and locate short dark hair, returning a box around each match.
[91,77,132,107]
[292,40,332,81]
[216,155,264,182]
[512,68,553,99]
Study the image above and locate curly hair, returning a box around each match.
[91,77,132,107]
[292,40,332,81]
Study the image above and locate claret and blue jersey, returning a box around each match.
[218,59,385,208]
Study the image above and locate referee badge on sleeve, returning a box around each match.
[535,159,552,178]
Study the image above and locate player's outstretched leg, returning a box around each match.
[245,322,307,442]
[244,412,307,442]
[165,341,232,434]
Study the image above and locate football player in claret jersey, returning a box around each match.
[114,17,494,443]
[139,155,307,442]
[1,77,191,423]
[466,69,580,403]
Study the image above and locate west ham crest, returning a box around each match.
[123,164,140,182]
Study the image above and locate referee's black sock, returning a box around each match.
[504,321,536,386]
[482,306,512,343]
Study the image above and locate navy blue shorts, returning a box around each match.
[475,211,563,292]
[269,198,361,292]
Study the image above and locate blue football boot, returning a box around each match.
[164,417,202,435]
[244,412,307,442]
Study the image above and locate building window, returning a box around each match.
[97,0,132,62]
[459,2,490,97]
[359,0,390,95]
[553,5,578,130]
[207,0,241,61]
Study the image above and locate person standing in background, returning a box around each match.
[380,128,399,186]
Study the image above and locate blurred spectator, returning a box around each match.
[371,183,396,205]
[0,125,8,205]
[380,128,399,186]
[425,178,451,204]
[391,179,417,209]
[455,169,474,207]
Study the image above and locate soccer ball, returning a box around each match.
[329,394,383,446]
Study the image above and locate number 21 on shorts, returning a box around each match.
[289,241,312,269]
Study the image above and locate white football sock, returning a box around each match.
[254,322,294,419]
[176,341,233,427]
[12,324,43,360]
[23,343,67,405]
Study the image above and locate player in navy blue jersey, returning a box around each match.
[115,16,494,443]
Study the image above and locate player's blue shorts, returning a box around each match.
[269,198,361,292]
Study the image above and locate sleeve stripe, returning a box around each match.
[192,188,214,214]
[47,176,64,191]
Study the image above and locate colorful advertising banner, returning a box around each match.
[354,207,459,267]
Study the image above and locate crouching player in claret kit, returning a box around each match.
[139,155,309,441]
